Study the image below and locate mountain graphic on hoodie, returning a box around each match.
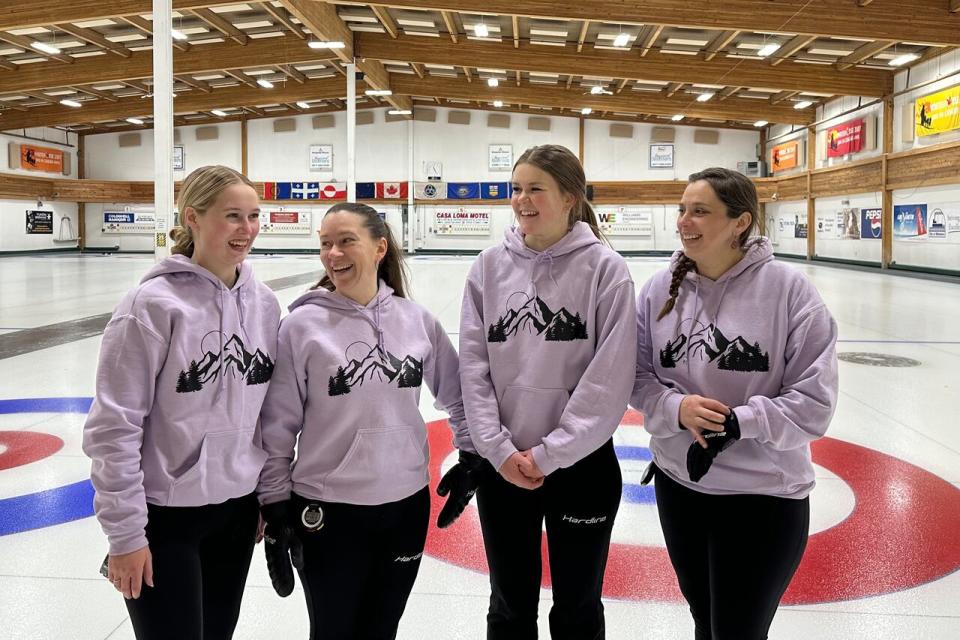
[328,342,423,396]
[488,294,587,343]
[660,324,769,372]
[176,333,274,393]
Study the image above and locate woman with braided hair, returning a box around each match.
[631,167,838,639]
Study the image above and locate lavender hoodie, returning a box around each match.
[632,237,838,498]
[257,281,471,507]
[82,255,281,554]
[460,222,637,476]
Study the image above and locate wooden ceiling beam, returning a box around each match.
[55,23,132,57]
[512,15,519,48]
[770,90,800,104]
[703,30,739,61]
[410,62,425,78]
[576,20,589,53]
[388,74,814,124]
[370,5,400,38]
[768,34,816,66]
[278,64,307,84]
[187,8,249,45]
[258,2,305,39]
[664,82,684,97]
[440,11,459,43]
[175,75,212,93]
[0,32,73,64]
[354,31,892,96]
[0,35,334,95]
[280,0,353,62]
[72,85,119,102]
[836,39,895,70]
[223,69,257,88]
[719,86,742,100]
[120,15,191,51]
[638,24,663,57]
[0,76,349,130]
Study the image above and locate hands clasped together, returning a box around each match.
[679,394,741,482]
[499,450,545,490]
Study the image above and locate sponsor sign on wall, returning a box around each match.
[860,208,882,239]
[20,145,64,173]
[826,119,866,157]
[915,84,960,137]
[770,140,800,172]
[893,204,928,238]
[25,210,53,234]
[431,207,491,236]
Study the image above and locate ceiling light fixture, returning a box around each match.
[388,109,412,115]
[365,89,393,96]
[211,109,228,116]
[696,92,715,102]
[493,100,504,107]
[171,29,188,41]
[581,107,592,115]
[757,43,781,58]
[126,117,144,125]
[793,100,813,109]
[487,77,499,87]
[60,99,82,108]
[613,32,630,48]
[31,41,61,55]
[590,86,604,95]
[474,20,489,38]
[296,101,310,109]
[308,40,345,49]
[754,120,768,127]
[671,114,684,121]
[256,79,274,89]
[889,53,919,67]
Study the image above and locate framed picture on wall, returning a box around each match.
[309,144,333,171]
[173,145,184,171]
[649,144,674,168]
[488,144,513,171]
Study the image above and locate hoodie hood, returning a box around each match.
[289,280,395,355]
[504,220,601,259]
[669,236,774,282]
[140,253,254,290]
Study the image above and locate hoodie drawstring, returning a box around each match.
[530,252,560,301]
[374,294,386,356]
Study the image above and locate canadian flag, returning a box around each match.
[376,182,408,199]
[319,183,347,199]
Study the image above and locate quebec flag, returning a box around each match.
[284,182,320,199]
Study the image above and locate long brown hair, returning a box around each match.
[656,167,760,321]
[513,144,605,242]
[170,165,256,257]
[312,203,409,298]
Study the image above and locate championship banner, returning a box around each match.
[447,182,480,199]
[20,144,64,173]
[915,84,960,137]
[770,140,799,172]
[826,119,865,157]
[356,182,376,199]
[415,182,446,200]
[860,208,882,239]
[893,204,928,238]
[376,182,408,199]
[263,182,346,200]
[481,182,510,200]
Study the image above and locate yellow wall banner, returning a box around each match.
[915,84,960,137]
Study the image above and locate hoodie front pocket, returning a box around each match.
[168,428,268,506]
[499,385,570,450]
[326,426,425,489]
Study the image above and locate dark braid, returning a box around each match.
[657,254,698,321]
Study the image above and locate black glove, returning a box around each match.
[261,500,305,597]
[436,450,485,528]
[686,410,741,483]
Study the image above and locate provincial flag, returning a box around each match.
[481,182,510,200]
[447,182,480,199]
[376,182,409,199]
[415,181,446,200]
[356,182,376,199]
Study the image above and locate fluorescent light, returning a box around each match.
[474,23,489,38]
[60,99,82,108]
[211,109,228,116]
[590,86,604,95]
[696,92,715,102]
[487,77,499,87]
[31,41,61,55]
[754,120,768,127]
[612,32,630,48]
[581,107,592,115]
[296,101,310,109]
[493,100,503,107]
[256,79,274,89]
[671,114,684,121]
[309,40,345,49]
[794,100,813,109]
[126,117,144,125]
[757,43,781,58]
[365,89,393,96]
[889,53,919,67]
[388,109,412,115]
[171,29,188,41]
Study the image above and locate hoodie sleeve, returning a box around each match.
[425,315,475,453]
[459,254,519,469]
[734,299,838,450]
[630,276,686,438]
[257,316,307,505]
[82,313,166,556]
[530,277,637,475]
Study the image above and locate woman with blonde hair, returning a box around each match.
[83,165,280,640]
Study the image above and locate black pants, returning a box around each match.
[125,493,259,640]
[654,466,810,640]
[475,439,622,640]
[292,487,431,640]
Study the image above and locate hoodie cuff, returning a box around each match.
[655,392,686,435]
[733,404,761,440]
[109,533,149,557]
[487,439,519,473]
[530,444,560,476]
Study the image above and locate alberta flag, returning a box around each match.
[356,182,376,199]
[415,182,446,199]
[481,182,510,200]
[376,182,408,199]
[447,182,480,199]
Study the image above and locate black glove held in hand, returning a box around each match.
[436,450,485,528]
[686,410,741,483]
[261,501,305,597]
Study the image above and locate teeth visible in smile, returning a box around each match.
[229,240,248,248]
[332,265,352,272]
[520,210,538,217]
[681,234,702,240]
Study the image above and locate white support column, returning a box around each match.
[152,0,173,261]
[346,63,356,201]
[407,116,415,253]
